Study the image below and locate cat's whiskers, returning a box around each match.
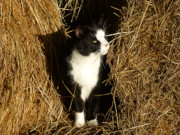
[101,58,107,69]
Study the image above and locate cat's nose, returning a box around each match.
[105,43,109,48]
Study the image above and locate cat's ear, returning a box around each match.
[97,15,105,26]
[97,17,103,26]
[75,26,85,38]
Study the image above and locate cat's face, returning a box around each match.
[74,24,109,56]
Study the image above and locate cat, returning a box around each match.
[65,23,110,128]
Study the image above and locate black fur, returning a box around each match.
[75,24,102,56]
[64,23,110,125]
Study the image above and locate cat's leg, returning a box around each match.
[74,88,85,128]
[86,90,101,126]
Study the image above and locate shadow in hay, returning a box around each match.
[38,29,72,111]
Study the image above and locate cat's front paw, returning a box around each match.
[75,112,85,128]
[74,121,85,128]
[87,119,98,126]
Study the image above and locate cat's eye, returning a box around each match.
[92,40,97,43]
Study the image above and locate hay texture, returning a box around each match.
[0,0,67,134]
[107,0,180,134]
[0,0,180,134]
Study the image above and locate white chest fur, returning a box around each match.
[69,49,101,101]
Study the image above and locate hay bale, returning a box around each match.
[107,0,180,134]
[0,0,68,134]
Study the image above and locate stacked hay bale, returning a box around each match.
[107,0,180,134]
[0,0,179,134]
[0,0,68,134]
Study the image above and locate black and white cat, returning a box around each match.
[65,23,109,127]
